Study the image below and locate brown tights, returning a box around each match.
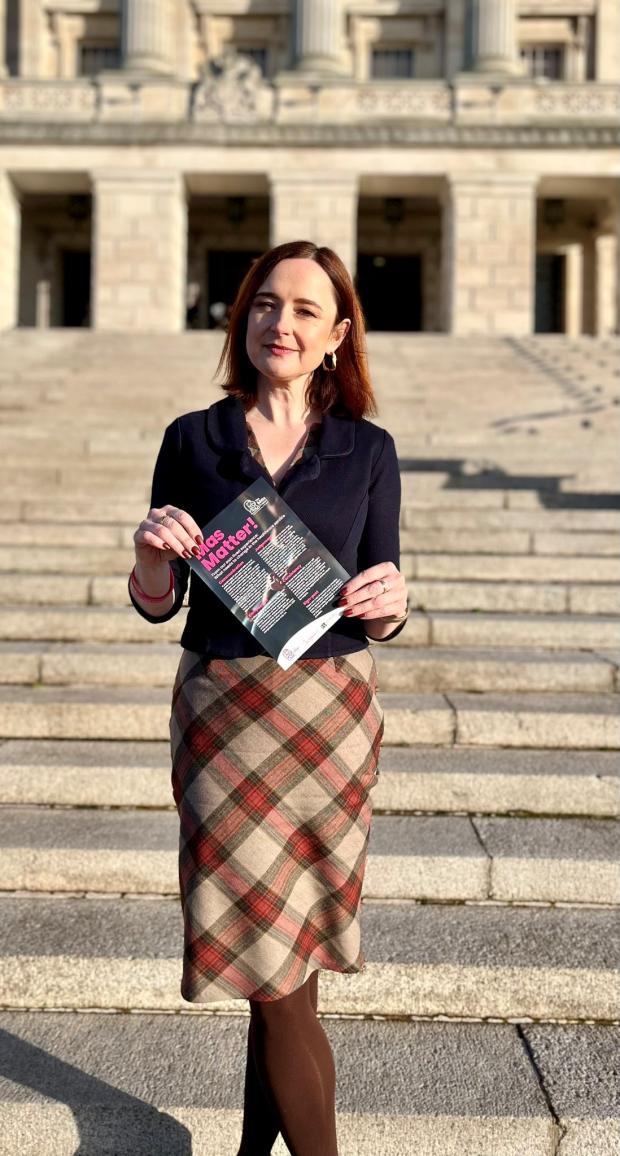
[235,969,339,1156]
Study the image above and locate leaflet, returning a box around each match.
[186,477,350,669]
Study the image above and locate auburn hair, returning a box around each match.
[212,240,378,420]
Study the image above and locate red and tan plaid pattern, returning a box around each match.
[169,648,384,1003]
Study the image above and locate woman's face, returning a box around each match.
[245,258,350,394]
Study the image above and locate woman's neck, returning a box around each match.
[243,389,321,429]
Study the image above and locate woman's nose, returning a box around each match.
[268,307,292,331]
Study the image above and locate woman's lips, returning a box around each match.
[265,344,295,356]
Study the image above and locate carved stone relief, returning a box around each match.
[190,48,275,122]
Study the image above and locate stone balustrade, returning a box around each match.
[0,77,619,129]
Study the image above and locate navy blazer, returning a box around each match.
[128,394,408,657]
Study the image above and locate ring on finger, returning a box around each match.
[379,578,390,594]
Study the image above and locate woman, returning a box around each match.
[128,240,409,1156]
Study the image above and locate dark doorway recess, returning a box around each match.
[206,250,263,328]
[535,253,565,333]
[355,254,423,331]
[61,250,91,327]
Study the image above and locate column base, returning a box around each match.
[121,56,175,76]
[455,64,525,82]
[472,60,523,76]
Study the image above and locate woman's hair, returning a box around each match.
[212,240,377,419]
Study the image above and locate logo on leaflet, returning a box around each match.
[244,496,269,514]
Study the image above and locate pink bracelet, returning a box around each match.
[130,564,174,603]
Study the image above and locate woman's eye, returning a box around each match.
[253,301,314,318]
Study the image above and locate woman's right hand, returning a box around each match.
[133,505,204,570]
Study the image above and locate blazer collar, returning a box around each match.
[206,394,355,459]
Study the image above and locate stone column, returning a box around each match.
[614,192,620,335]
[441,174,538,335]
[92,169,187,332]
[269,171,358,278]
[564,244,583,337]
[0,0,7,77]
[471,0,520,76]
[0,173,20,330]
[293,0,346,75]
[581,235,596,336]
[121,0,174,74]
[594,233,616,337]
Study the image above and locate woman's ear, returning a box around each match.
[334,318,351,346]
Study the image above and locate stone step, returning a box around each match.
[401,508,620,531]
[421,611,620,649]
[531,532,620,556]
[9,490,620,525]
[0,481,149,502]
[4,549,620,591]
[1,605,618,651]
[375,746,620,818]
[1,563,619,625]
[0,606,188,644]
[1,739,618,817]
[2,1014,616,1156]
[5,504,619,537]
[0,684,617,748]
[3,567,619,619]
[0,894,616,1021]
[376,647,619,694]
[444,691,620,750]
[4,466,620,497]
[0,545,139,573]
[410,487,620,510]
[1,641,618,694]
[0,490,568,521]
[4,499,620,527]
[0,521,123,546]
[417,530,619,556]
[415,554,620,582]
[410,581,619,614]
[0,806,616,905]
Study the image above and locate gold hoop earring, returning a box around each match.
[322,351,337,371]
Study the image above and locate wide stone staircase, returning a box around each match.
[0,329,618,1155]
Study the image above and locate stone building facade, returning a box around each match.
[0,0,618,335]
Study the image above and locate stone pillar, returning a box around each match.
[269,171,358,278]
[293,0,346,75]
[596,0,620,82]
[594,232,617,337]
[614,194,620,335]
[564,244,583,337]
[581,235,596,336]
[0,0,7,77]
[471,0,520,75]
[441,174,537,335]
[0,173,20,331]
[121,0,174,74]
[92,170,187,332]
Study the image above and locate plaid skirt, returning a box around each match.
[168,648,384,1004]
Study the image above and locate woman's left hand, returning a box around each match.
[336,562,408,622]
